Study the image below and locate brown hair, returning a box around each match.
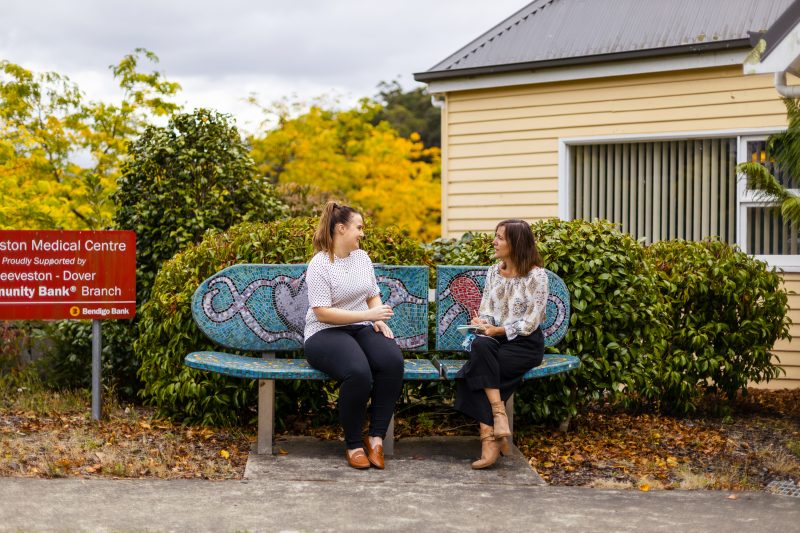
[496,219,542,276]
[313,201,360,261]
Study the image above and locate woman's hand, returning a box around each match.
[373,320,394,339]
[470,309,489,326]
[482,325,504,337]
[366,304,393,322]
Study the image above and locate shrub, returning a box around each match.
[423,232,489,265]
[643,240,790,412]
[424,220,669,424]
[529,219,670,423]
[41,320,139,398]
[136,217,429,425]
[114,108,287,304]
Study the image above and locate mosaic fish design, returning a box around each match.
[193,264,428,352]
[202,274,308,345]
[436,266,571,351]
[436,269,486,343]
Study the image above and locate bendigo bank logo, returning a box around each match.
[69,306,81,317]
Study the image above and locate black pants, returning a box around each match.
[304,325,404,449]
[454,329,544,426]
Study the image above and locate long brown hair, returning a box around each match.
[313,201,360,261]
[497,219,542,276]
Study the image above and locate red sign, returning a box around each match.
[0,230,136,320]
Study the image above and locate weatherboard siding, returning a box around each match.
[760,273,800,390]
[442,66,791,236]
[440,64,800,388]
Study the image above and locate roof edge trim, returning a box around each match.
[415,39,751,82]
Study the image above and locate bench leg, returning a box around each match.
[384,415,395,456]
[506,394,514,447]
[257,378,275,455]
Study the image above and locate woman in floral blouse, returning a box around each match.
[455,219,548,469]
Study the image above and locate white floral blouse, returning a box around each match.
[478,264,549,340]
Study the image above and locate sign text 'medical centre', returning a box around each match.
[0,230,136,320]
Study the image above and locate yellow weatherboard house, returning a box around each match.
[415,0,800,388]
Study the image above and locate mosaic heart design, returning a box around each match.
[450,275,482,317]
[273,279,309,334]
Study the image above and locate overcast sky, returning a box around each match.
[2,0,526,132]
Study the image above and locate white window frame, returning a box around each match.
[737,134,800,271]
[558,127,800,272]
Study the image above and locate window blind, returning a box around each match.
[571,139,738,245]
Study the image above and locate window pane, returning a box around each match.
[746,207,800,255]
[745,140,798,189]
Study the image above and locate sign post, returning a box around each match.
[0,230,136,420]
[92,319,102,420]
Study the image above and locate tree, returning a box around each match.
[0,49,180,230]
[249,99,441,241]
[114,108,287,303]
[738,97,800,221]
[45,109,288,399]
[373,80,441,149]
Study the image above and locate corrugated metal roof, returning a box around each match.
[416,0,794,81]
[761,0,800,60]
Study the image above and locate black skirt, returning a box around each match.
[454,328,544,426]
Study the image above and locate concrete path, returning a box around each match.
[1,437,798,532]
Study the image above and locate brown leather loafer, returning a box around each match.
[346,448,370,469]
[364,438,385,469]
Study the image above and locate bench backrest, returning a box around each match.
[192,264,429,352]
[435,266,570,351]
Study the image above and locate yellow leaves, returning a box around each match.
[219,450,230,459]
[638,482,651,492]
[249,100,442,241]
[1,53,181,230]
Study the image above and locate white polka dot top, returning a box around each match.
[304,249,381,340]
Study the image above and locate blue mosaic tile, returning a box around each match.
[435,266,571,351]
[185,351,441,380]
[374,266,429,350]
[192,264,428,352]
[437,354,581,381]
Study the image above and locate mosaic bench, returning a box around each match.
[434,266,581,439]
[185,264,433,455]
[186,263,580,455]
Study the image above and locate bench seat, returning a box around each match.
[185,351,441,380]
[437,354,581,381]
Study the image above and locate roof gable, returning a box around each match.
[417,0,793,82]
[745,0,800,74]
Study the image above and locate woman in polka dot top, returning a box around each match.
[303,201,403,470]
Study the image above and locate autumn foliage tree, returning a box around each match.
[0,49,180,230]
[249,99,441,240]
[373,80,441,148]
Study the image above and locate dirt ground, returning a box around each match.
[1,387,798,491]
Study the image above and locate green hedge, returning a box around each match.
[136,217,428,425]
[138,217,790,427]
[641,239,790,412]
[430,219,669,422]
